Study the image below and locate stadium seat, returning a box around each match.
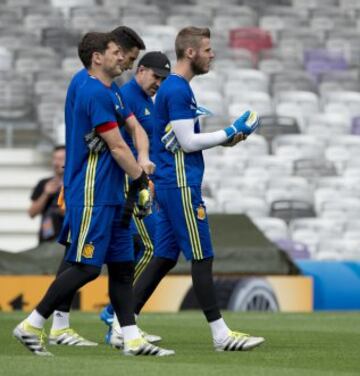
[293,158,337,181]
[229,28,273,53]
[0,47,13,71]
[271,71,317,95]
[0,149,47,166]
[222,197,269,218]
[213,15,257,34]
[0,166,52,189]
[275,90,320,115]
[167,15,210,30]
[0,189,32,211]
[259,15,302,43]
[308,112,352,135]
[270,199,316,223]
[0,72,33,120]
[51,0,97,16]
[257,116,300,147]
[316,239,360,261]
[15,47,59,75]
[272,134,325,159]
[228,100,273,121]
[274,238,311,259]
[0,234,39,253]
[252,217,289,241]
[291,0,338,9]
[246,155,293,177]
[61,56,83,75]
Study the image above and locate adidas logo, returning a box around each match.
[144,108,150,115]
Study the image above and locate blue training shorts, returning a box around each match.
[154,185,213,261]
[58,205,134,267]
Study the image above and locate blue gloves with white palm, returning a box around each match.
[224,110,260,139]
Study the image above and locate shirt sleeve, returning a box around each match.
[89,89,117,129]
[167,86,194,121]
[30,178,48,200]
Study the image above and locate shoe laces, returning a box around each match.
[39,329,47,346]
[230,331,249,339]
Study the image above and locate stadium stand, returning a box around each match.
[0,0,360,261]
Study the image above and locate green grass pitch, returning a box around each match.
[1,311,360,376]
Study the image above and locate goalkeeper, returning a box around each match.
[131,27,265,353]
[99,51,172,347]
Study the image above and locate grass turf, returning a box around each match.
[0,311,359,376]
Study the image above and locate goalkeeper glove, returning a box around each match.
[120,171,149,228]
[84,129,107,153]
[161,124,181,153]
[224,110,260,139]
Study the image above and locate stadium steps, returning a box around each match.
[0,148,50,252]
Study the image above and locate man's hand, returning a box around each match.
[161,124,181,153]
[120,171,149,228]
[224,110,260,139]
[138,157,156,175]
[222,132,247,147]
[136,187,152,219]
[44,178,61,195]
[84,129,107,153]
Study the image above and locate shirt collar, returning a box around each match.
[130,77,149,100]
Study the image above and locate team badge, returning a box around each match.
[197,205,206,220]
[144,108,151,116]
[82,243,94,258]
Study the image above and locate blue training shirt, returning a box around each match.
[119,78,155,159]
[64,72,131,207]
[153,74,204,188]
[64,68,132,205]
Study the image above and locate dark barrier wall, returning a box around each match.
[0,215,299,276]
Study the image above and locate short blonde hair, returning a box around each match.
[175,27,211,59]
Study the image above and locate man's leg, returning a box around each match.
[13,263,100,355]
[110,211,164,346]
[13,204,114,355]
[105,208,174,357]
[48,248,98,346]
[177,186,265,351]
[133,256,177,314]
[132,200,179,316]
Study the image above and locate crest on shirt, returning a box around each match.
[144,108,151,116]
[82,243,94,258]
[197,205,206,220]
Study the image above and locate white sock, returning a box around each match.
[112,314,122,335]
[209,318,230,343]
[51,310,70,331]
[27,310,46,329]
[122,325,141,342]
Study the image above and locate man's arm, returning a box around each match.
[124,115,155,174]
[168,111,257,153]
[98,125,143,180]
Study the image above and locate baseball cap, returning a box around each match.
[137,51,171,78]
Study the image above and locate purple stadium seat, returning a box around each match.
[275,238,311,259]
[351,117,360,135]
[304,49,348,81]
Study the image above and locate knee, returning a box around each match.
[154,256,177,272]
[108,261,135,284]
[78,264,101,282]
